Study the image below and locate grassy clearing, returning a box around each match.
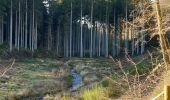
[0,59,71,99]
[0,55,152,99]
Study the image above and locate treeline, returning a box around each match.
[0,0,44,51]
[0,0,150,57]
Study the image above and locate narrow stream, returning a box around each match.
[70,68,83,91]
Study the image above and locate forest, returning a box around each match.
[0,0,170,99]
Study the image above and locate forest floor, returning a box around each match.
[0,54,152,100]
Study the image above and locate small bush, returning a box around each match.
[101,80,109,87]
[63,75,73,88]
[0,44,9,56]
[33,49,56,58]
[125,59,152,75]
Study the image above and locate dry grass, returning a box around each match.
[81,85,109,100]
[0,59,72,99]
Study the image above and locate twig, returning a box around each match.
[0,59,15,77]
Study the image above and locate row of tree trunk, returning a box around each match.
[8,0,38,52]
[0,17,4,44]
[0,0,146,58]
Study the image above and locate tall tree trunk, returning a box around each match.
[1,16,3,44]
[125,1,129,53]
[0,18,1,44]
[15,11,18,48]
[21,11,23,48]
[156,0,170,67]
[105,1,109,57]
[141,26,145,54]
[0,16,4,44]
[25,0,28,49]
[64,35,66,56]
[66,33,69,57]
[136,33,139,55]
[35,16,37,50]
[116,17,120,56]
[80,0,83,57]
[132,11,135,56]
[77,23,80,55]
[102,26,105,55]
[57,24,60,56]
[141,0,145,54]
[18,0,21,50]
[112,9,116,57]
[29,14,32,50]
[32,0,35,52]
[48,23,51,51]
[90,0,94,57]
[73,23,75,56]
[0,17,2,44]
[98,25,101,56]
[93,22,96,56]
[70,0,73,57]
[10,0,13,52]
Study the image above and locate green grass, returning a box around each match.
[63,75,73,88]
[125,59,152,75]
[68,58,113,68]
[100,79,109,87]
[0,59,68,99]
[100,78,127,98]
[0,56,153,99]
[82,85,109,100]
[0,44,9,57]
